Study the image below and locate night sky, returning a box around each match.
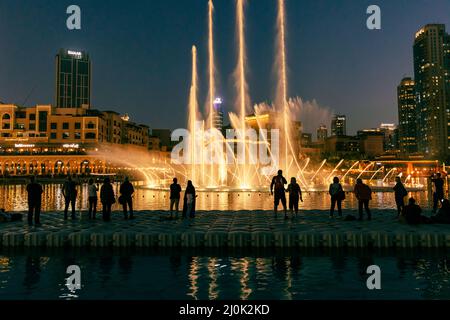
[1,0,450,135]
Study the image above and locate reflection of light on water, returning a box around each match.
[0,257,11,272]
[231,258,252,300]
[285,259,292,300]
[207,258,219,300]
[188,257,199,300]
[58,283,80,300]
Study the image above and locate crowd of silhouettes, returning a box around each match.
[13,169,450,226]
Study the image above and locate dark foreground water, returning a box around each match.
[0,248,449,300]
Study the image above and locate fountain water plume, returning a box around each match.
[326,159,345,183]
[188,45,199,185]
[234,0,250,187]
[207,0,216,187]
[369,166,385,184]
[356,162,374,180]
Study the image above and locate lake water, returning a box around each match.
[0,184,432,212]
[0,248,449,300]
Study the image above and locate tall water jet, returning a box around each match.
[208,0,216,186]
[235,0,249,186]
[188,45,199,184]
[276,0,289,173]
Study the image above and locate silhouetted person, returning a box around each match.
[270,170,288,219]
[120,177,135,220]
[393,176,408,217]
[354,178,372,221]
[287,177,303,218]
[431,199,450,224]
[329,177,344,218]
[62,175,77,220]
[88,178,98,219]
[26,176,43,226]
[401,197,431,225]
[182,180,196,218]
[170,178,182,218]
[431,173,445,213]
[100,177,115,222]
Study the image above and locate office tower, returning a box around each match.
[213,97,224,130]
[397,77,418,154]
[55,49,91,109]
[414,24,449,157]
[331,115,347,136]
[317,124,328,142]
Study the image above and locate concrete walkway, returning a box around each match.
[0,210,449,248]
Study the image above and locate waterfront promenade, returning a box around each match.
[0,210,449,249]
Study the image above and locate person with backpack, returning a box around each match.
[270,170,288,219]
[286,177,303,218]
[100,177,115,222]
[119,177,135,220]
[393,176,408,217]
[329,177,345,218]
[354,178,372,221]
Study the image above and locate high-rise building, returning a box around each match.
[379,123,398,151]
[331,115,347,136]
[213,98,224,131]
[317,124,328,142]
[397,77,418,154]
[413,24,450,158]
[55,49,91,109]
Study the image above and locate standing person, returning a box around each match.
[393,176,408,217]
[431,173,445,213]
[62,175,78,220]
[286,177,303,218]
[26,176,43,226]
[100,177,115,222]
[87,178,98,219]
[120,177,135,220]
[182,180,196,218]
[170,178,182,218]
[329,177,345,218]
[270,170,288,219]
[354,178,372,221]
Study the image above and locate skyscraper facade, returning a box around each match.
[413,24,449,158]
[55,49,91,109]
[317,124,328,142]
[397,77,418,154]
[213,98,224,131]
[331,115,346,136]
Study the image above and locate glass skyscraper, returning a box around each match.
[397,77,418,154]
[413,24,449,158]
[55,49,91,108]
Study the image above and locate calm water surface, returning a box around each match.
[0,248,449,300]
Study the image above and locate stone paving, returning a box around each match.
[0,210,449,248]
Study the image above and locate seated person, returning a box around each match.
[400,198,431,225]
[0,209,23,223]
[431,199,450,224]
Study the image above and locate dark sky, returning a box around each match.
[1,0,450,135]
